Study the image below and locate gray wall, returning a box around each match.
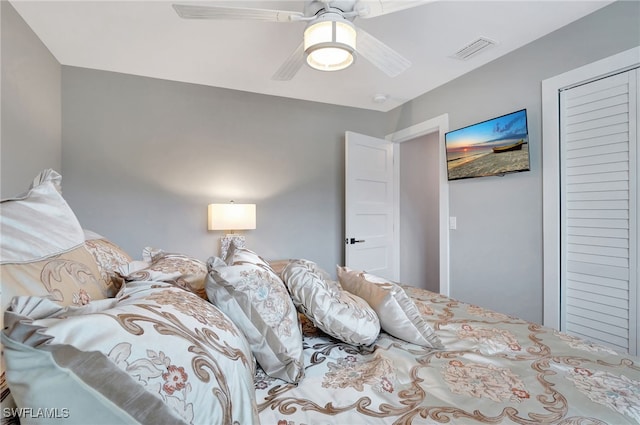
[388,0,640,322]
[1,1,61,198]
[61,67,387,274]
[399,132,439,291]
[3,0,639,323]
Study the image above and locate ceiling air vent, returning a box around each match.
[453,37,496,60]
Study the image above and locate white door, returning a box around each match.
[559,69,638,354]
[345,131,396,280]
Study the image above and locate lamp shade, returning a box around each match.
[304,14,356,72]
[208,203,256,231]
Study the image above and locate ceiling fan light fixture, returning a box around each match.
[304,14,356,71]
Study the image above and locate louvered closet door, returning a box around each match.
[560,69,638,354]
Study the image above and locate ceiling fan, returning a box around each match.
[172,0,429,80]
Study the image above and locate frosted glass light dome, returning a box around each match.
[304,14,356,71]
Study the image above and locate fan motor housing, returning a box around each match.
[305,0,357,17]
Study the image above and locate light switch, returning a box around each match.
[449,216,457,230]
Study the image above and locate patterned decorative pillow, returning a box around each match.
[206,255,305,383]
[337,266,443,348]
[2,281,259,425]
[282,259,380,346]
[118,247,208,299]
[0,169,116,314]
[1,246,119,309]
[83,229,132,292]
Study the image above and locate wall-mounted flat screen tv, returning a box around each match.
[445,109,530,181]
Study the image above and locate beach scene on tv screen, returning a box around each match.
[446,109,529,180]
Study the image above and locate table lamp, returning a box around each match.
[208,201,256,259]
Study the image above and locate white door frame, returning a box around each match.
[542,46,640,330]
[386,113,450,296]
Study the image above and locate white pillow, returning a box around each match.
[3,281,259,425]
[1,169,83,263]
[337,266,442,348]
[282,259,380,346]
[206,253,305,383]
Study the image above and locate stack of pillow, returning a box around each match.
[1,170,258,424]
[202,244,443,386]
[1,169,442,425]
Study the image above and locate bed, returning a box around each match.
[255,284,640,424]
[1,169,639,425]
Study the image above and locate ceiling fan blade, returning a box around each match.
[355,27,411,77]
[355,0,432,18]
[172,4,304,22]
[272,42,305,81]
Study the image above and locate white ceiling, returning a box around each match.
[10,0,613,112]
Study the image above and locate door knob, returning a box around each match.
[348,238,365,244]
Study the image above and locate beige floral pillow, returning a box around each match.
[283,259,380,346]
[83,230,132,292]
[206,256,304,383]
[3,281,259,425]
[2,245,120,309]
[118,247,208,299]
[337,266,443,349]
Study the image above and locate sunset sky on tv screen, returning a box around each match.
[446,109,528,152]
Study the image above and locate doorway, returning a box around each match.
[399,132,440,291]
[387,113,450,295]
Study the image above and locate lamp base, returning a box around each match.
[220,234,245,260]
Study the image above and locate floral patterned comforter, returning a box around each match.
[256,287,640,424]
